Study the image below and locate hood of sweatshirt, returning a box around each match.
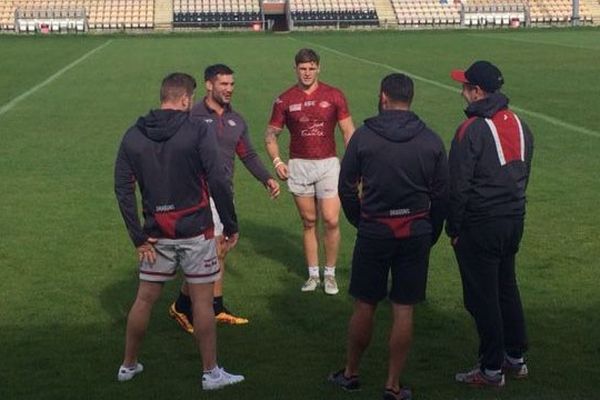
[364,110,426,143]
[464,92,510,119]
[135,109,188,142]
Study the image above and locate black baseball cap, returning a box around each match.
[451,60,504,93]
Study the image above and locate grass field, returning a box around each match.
[1,28,599,400]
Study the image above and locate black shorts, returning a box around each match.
[349,234,431,305]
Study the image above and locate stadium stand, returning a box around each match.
[526,0,592,23]
[459,0,526,27]
[584,0,600,22]
[461,0,592,25]
[391,0,461,26]
[0,0,155,32]
[289,0,379,27]
[172,0,262,28]
[0,1,16,30]
[389,0,593,28]
[0,0,597,32]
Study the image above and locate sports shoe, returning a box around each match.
[169,302,194,334]
[503,359,528,379]
[324,275,339,295]
[301,276,321,292]
[328,369,360,391]
[202,367,245,390]
[383,387,412,400]
[216,308,249,325]
[455,367,505,387]
[117,362,144,382]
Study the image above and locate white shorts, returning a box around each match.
[139,235,219,284]
[287,157,340,199]
[209,197,224,237]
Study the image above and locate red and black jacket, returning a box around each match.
[115,109,237,247]
[446,92,534,238]
[339,109,449,243]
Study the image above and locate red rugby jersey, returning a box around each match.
[269,82,350,159]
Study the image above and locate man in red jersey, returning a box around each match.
[264,48,355,295]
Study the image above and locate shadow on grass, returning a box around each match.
[241,217,306,279]
[1,296,598,400]
[4,265,597,400]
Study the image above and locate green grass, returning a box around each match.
[0,28,599,400]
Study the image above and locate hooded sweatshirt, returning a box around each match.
[446,92,534,238]
[339,109,449,242]
[115,109,237,247]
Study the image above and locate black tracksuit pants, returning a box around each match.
[453,218,528,370]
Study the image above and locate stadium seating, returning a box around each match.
[526,0,592,23]
[388,0,593,28]
[172,0,262,28]
[289,0,379,27]
[0,0,155,32]
[391,0,461,26]
[463,0,592,25]
[458,0,527,26]
[0,0,595,32]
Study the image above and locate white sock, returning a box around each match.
[324,266,336,277]
[308,266,320,278]
[204,366,221,379]
[484,368,502,377]
[506,355,524,364]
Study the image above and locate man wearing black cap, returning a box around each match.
[447,61,534,387]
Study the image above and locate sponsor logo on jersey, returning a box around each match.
[319,101,331,108]
[389,208,411,216]
[228,119,237,127]
[204,118,214,124]
[304,100,316,107]
[155,204,176,212]
[300,122,325,137]
[289,103,302,112]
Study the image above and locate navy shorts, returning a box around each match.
[349,234,431,305]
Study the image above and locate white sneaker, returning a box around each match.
[324,275,339,295]
[301,276,321,292]
[117,362,144,382]
[202,367,245,390]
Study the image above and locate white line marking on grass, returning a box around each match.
[289,37,600,139]
[0,40,113,117]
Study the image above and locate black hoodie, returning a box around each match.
[115,109,237,247]
[446,92,534,238]
[339,110,449,242]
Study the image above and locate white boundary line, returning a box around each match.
[290,37,600,139]
[0,40,113,117]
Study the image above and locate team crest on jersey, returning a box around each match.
[289,103,302,112]
[228,119,237,127]
[319,101,331,108]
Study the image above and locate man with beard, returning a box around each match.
[169,64,280,330]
